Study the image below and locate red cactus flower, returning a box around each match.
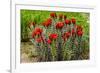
[36,37,43,43]
[62,32,71,41]
[77,30,83,36]
[62,34,66,42]
[47,18,52,22]
[46,18,52,25]
[71,18,76,24]
[56,22,64,29]
[32,27,43,38]
[65,19,71,25]
[47,39,52,44]
[64,15,67,20]
[59,14,63,19]
[65,32,71,38]
[50,12,57,18]
[32,31,36,38]
[76,25,83,36]
[49,33,58,40]
[42,18,52,27]
[35,27,43,35]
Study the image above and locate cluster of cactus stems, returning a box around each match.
[29,12,84,61]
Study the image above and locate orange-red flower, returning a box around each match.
[32,31,36,38]
[50,12,57,18]
[47,18,52,23]
[65,32,71,39]
[47,39,52,44]
[42,18,52,27]
[35,27,43,35]
[65,19,71,25]
[77,30,83,36]
[49,33,58,40]
[76,25,83,36]
[56,22,64,29]
[32,27,43,38]
[62,32,71,41]
[71,18,76,24]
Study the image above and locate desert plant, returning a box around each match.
[29,12,88,61]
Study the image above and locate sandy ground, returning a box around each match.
[20,42,38,63]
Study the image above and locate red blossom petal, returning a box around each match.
[71,18,76,24]
[47,39,52,44]
[50,12,57,18]
[65,19,71,25]
[65,32,71,38]
[32,27,43,38]
[42,18,52,27]
[56,22,64,29]
[49,33,58,40]
[32,31,36,38]
[77,30,83,36]
[62,32,71,41]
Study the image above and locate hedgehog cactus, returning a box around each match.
[30,12,84,61]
